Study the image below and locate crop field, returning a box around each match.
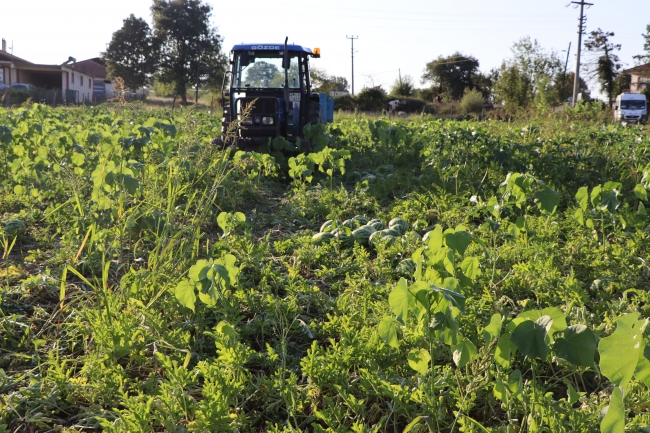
[2,102,650,432]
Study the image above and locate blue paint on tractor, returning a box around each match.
[231,44,314,54]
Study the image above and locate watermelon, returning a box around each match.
[312,232,335,245]
[368,219,385,231]
[352,225,376,245]
[320,220,338,233]
[368,231,383,249]
[342,219,355,229]
[382,235,397,247]
[351,215,369,226]
[396,259,417,276]
[403,231,422,244]
[4,219,26,238]
[336,233,355,248]
[388,217,409,235]
[380,228,400,237]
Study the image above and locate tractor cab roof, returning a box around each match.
[231,44,315,55]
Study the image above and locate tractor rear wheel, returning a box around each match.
[307,100,321,124]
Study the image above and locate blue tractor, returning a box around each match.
[215,37,333,151]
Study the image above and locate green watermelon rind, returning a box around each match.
[4,219,26,238]
[312,232,336,245]
[388,217,409,235]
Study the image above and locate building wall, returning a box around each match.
[631,74,650,93]
[61,66,93,103]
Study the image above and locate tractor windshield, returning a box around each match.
[234,51,300,89]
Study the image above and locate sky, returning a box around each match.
[2,0,649,95]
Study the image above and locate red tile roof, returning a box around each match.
[623,63,650,75]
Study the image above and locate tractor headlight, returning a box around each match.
[262,116,274,125]
[240,117,252,125]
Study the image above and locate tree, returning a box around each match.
[310,67,349,93]
[555,72,589,104]
[421,53,480,99]
[493,37,563,108]
[151,0,227,103]
[390,74,415,97]
[493,63,533,109]
[102,14,159,91]
[633,23,650,65]
[584,28,622,108]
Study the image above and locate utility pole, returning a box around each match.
[561,42,571,102]
[346,35,358,95]
[571,0,593,107]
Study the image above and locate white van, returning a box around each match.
[614,93,648,124]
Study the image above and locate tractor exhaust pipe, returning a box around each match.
[282,36,290,114]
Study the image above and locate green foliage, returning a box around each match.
[151,0,227,101]
[4,103,650,432]
[102,14,159,90]
[421,52,480,99]
[459,88,484,114]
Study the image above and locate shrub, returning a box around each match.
[356,87,387,111]
[459,88,484,114]
[333,94,357,111]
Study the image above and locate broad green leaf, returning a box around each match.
[508,369,523,399]
[175,280,196,312]
[554,324,597,367]
[71,152,85,166]
[14,184,25,195]
[574,208,584,226]
[389,278,410,322]
[600,190,620,213]
[444,229,471,256]
[634,183,648,201]
[452,338,477,368]
[493,380,507,403]
[460,256,481,280]
[407,348,431,374]
[599,313,646,388]
[535,187,559,215]
[519,307,567,338]
[566,381,581,404]
[600,387,625,433]
[511,316,551,360]
[633,344,650,387]
[590,184,602,208]
[495,332,516,368]
[378,316,399,348]
[189,259,211,281]
[432,285,465,313]
[483,313,502,344]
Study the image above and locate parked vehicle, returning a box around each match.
[0,84,7,95]
[614,93,648,124]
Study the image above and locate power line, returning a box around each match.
[571,0,593,107]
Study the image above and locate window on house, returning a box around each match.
[72,73,75,84]
[81,76,83,86]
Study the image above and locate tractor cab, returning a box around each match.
[217,38,328,150]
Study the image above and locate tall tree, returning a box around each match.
[102,14,159,91]
[421,53,480,100]
[493,37,563,108]
[633,24,650,65]
[583,28,622,108]
[151,0,227,103]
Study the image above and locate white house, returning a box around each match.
[1,38,95,103]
